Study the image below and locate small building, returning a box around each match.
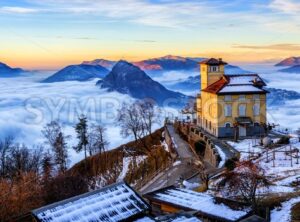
[196,58,268,138]
[144,186,251,222]
[31,182,150,222]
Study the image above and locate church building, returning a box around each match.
[196,58,268,138]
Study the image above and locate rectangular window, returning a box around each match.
[239,104,246,116]
[253,94,260,100]
[253,103,260,116]
[224,104,232,117]
[224,95,232,101]
[209,66,219,72]
[239,95,246,101]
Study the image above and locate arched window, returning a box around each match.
[254,122,260,127]
[239,104,246,116]
[225,122,231,128]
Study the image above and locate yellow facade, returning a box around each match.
[201,63,225,90]
[197,58,267,138]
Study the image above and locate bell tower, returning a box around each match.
[200,58,227,90]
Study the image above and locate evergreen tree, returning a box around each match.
[53,132,68,173]
[74,115,89,160]
[41,152,52,184]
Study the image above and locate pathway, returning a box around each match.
[140,125,200,194]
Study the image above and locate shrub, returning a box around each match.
[43,174,88,204]
[292,203,300,220]
[224,158,237,171]
[277,136,290,145]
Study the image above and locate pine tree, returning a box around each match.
[41,152,52,184]
[53,132,68,173]
[74,115,89,160]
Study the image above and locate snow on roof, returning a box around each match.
[219,85,265,93]
[134,215,202,222]
[217,74,267,94]
[150,188,249,221]
[168,216,202,222]
[202,74,267,95]
[226,75,260,85]
[32,182,150,222]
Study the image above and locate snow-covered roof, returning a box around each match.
[219,85,265,93]
[32,182,150,222]
[219,74,267,94]
[146,188,250,222]
[226,75,262,85]
[202,74,268,95]
[134,215,202,222]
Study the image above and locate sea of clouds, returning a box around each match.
[0,72,179,165]
[0,66,299,165]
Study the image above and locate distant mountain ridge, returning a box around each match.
[275,57,300,66]
[96,60,190,106]
[82,59,116,70]
[267,88,300,106]
[42,64,109,83]
[279,65,300,73]
[0,62,25,77]
[134,55,199,71]
[82,55,251,74]
[164,65,253,92]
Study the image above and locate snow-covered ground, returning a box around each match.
[229,138,300,172]
[271,197,300,222]
[215,145,227,168]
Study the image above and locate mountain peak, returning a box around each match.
[275,56,300,67]
[0,62,24,77]
[82,59,116,69]
[159,55,187,61]
[42,64,109,83]
[97,61,189,106]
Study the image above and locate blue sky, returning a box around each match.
[0,0,299,69]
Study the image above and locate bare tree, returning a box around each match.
[42,121,69,173]
[137,100,160,136]
[7,144,43,178]
[42,121,61,149]
[0,136,14,177]
[88,124,109,156]
[117,102,144,142]
[218,161,269,211]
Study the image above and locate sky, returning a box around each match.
[0,0,300,69]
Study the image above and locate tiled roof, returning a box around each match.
[32,182,150,222]
[202,76,228,93]
[200,58,228,65]
[202,74,268,95]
